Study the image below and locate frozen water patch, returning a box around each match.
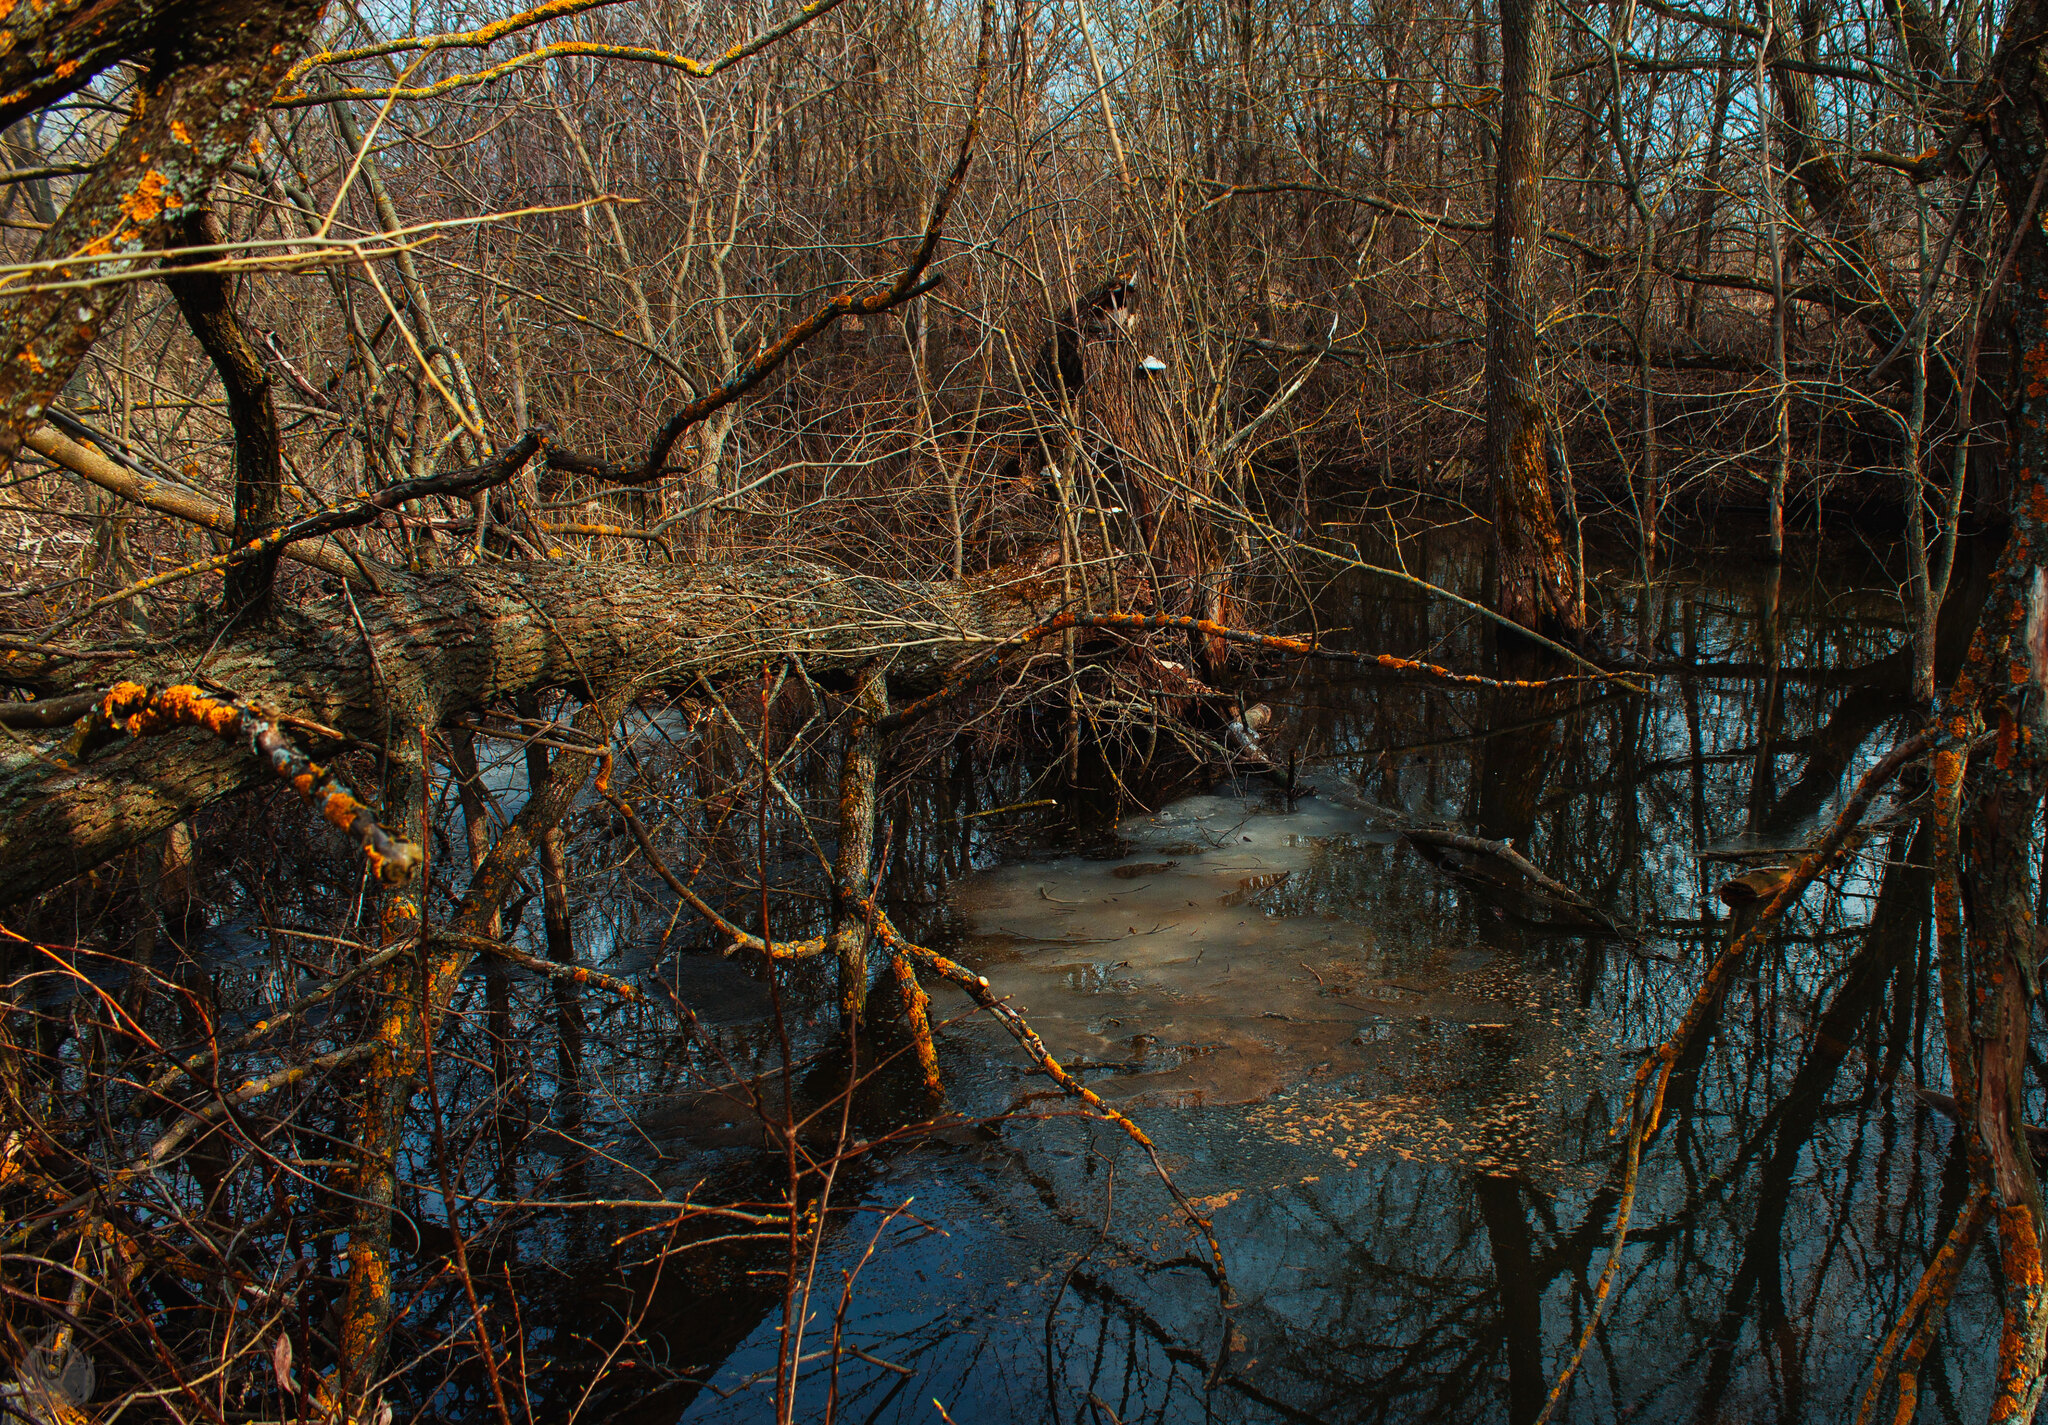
[948,789,1609,1162]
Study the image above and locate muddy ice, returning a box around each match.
[946,786,1612,1183]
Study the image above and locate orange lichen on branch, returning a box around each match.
[429,930,646,1000]
[539,521,668,541]
[890,954,943,1100]
[99,679,239,738]
[1929,732,1979,1112]
[73,682,420,886]
[2024,340,2048,401]
[282,0,634,77]
[852,891,1237,1367]
[1992,1201,2048,1421]
[115,166,176,225]
[1532,727,1937,1422]
[1532,1086,1651,1425]
[1621,730,1938,1153]
[860,903,1155,1145]
[1857,1186,1992,1425]
[596,784,782,955]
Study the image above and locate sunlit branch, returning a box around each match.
[277,0,858,104]
[66,682,422,887]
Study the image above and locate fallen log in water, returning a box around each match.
[0,550,1102,905]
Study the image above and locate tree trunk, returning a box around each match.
[337,694,628,1406]
[164,208,285,617]
[0,0,329,453]
[829,664,888,1036]
[1484,0,1581,637]
[1930,0,2048,1407]
[518,703,584,1107]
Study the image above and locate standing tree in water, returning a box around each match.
[1484,0,1582,639]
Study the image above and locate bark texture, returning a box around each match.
[0,0,328,454]
[1484,0,1580,637]
[164,209,285,614]
[830,662,889,1034]
[1928,0,2048,1409]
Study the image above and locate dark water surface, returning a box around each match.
[539,530,1994,1424]
[126,528,1982,1424]
[19,527,2011,1423]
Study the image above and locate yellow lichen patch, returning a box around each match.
[1990,1204,2046,1422]
[52,58,74,78]
[174,687,239,737]
[169,120,191,145]
[1934,747,1964,793]
[319,788,367,832]
[118,168,180,226]
[107,683,243,738]
[342,1243,392,1318]
[98,680,147,718]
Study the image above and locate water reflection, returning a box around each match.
[668,533,2000,1422]
[28,529,2003,1423]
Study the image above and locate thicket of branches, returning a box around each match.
[4,0,2048,1416]
[6,0,1999,610]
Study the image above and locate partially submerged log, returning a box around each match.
[1717,864,1796,908]
[1402,827,1635,939]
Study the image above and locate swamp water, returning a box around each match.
[83,530,2000,1423]
[623,533,2002,1422]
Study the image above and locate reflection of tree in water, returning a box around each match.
[6,537,1995,1423]
[998,545,1996,1424]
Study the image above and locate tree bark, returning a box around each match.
[517,698,583,1101]
[0,0,329,453]
[830,664,888,1036]
[1484,0,1581,637]
[337,692,630,1407]
[164,209,286,616]
[1930,0,2048,1409]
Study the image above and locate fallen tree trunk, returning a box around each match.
[1,551,1093,904]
